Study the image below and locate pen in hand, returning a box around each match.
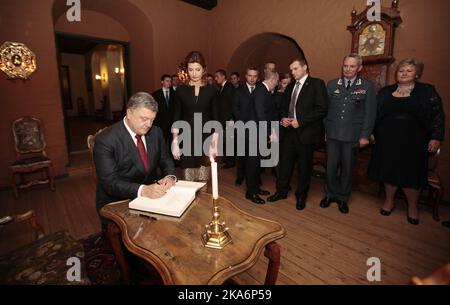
[155,179,168,192]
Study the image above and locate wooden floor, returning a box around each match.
[1,167,449,285]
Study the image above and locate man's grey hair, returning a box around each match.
[126,92,158,112]
[344,53,363,66]
[264,70,279,81]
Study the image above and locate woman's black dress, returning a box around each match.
[173,84,219,169]
[368,94,429,189]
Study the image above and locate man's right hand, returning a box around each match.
[141,183,167,199]
[281,118,291,128]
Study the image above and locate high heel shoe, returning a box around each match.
[379,207,395,216]
[407,216,420,225]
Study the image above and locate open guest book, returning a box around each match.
[128,180,206,218]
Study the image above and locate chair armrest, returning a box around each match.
[13,210,45,239]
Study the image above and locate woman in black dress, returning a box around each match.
[368,59,445,225]
[172,51,219,182]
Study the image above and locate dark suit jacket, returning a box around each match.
[93,121,176,211]
[253,82,273,137]
[281,76,328,144]
[217,81,236,124]
[233,84,256,123]
[153,88,176,139]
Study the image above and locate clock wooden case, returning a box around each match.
[347,0,402,91]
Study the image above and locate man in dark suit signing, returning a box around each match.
[268,58,328,210]
[94,92,176,223]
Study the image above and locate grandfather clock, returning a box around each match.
[347,0,402,91]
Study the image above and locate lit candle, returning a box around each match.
[210,156,219,199]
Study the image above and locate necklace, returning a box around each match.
[396,84,414,96]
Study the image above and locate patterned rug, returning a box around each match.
[78,233,122,285]
[79,232,163,285]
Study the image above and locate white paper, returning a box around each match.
[129,180,206,217]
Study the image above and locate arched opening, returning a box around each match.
[52,0,154,92]
[51,0,154,168]
[227,33,305,76]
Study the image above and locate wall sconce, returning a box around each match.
[115,67,125,78]
[95,73,106,82]
[177,63,188,83]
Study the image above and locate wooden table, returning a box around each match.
[100,193,286,285]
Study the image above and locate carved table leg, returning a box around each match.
[107,222,131,284]
[264,241,281,285]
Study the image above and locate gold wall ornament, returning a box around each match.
[0,42,37,79]
[177,62,188,83]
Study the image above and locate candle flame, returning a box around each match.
[210,156,215,163]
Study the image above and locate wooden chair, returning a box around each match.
[0,210,44,240]
[87,128,106,183]
[10,116,55,199]
[424,149,443,221]
[410,263,450,285]
[0,210,89,284]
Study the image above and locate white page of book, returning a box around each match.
[128,180,205,217]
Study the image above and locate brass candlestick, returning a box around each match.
[202,198,232,249]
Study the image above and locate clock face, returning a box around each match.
[358,24,386,56]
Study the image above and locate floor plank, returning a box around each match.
[1,167,449,285]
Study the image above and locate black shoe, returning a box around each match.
[245,193,265,204]
[441,221,450,228]
[267,192,287,202]
[258,189,270,196]
[235,177,243,186]
[407,216,419,225]
[296,197,306,210]
[338,200,349,214]
[320,197,335,208]
[380,207,395,216]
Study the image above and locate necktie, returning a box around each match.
[135,135,149,173]
[250,86,255,93]
[164,90,169,107]
[288,81,301,118]
[346,80,352,90]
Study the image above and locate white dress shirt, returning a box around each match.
[290,74,309,119]
[246,83,255,94]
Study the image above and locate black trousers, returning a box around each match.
[221,122,236,166]
[276,128,315,199]
[325,138,358,202]
[236,156,245,180]
[242,130,261,195]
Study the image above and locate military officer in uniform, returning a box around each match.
[320,53,376,213]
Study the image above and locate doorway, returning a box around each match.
[55,32,131,169]
[227,32,305,76]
